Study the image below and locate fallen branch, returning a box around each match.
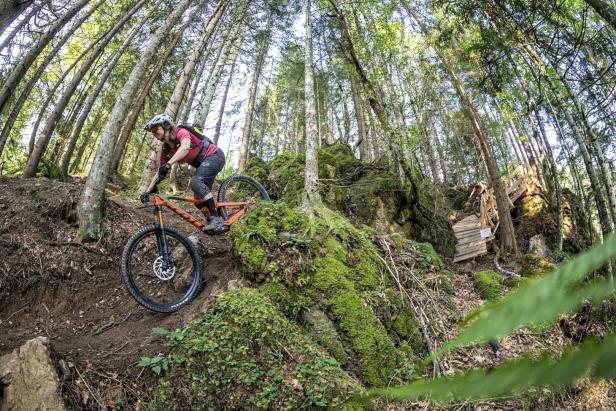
[74,366,105,409]
[493,244,520,277]
[91,311,132,336]
[377,238,445,376]
[6,304,29,321]
[100,341,130,358]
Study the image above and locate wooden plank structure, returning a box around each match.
[452,166,539,263]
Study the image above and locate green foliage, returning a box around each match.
[368,335,616,403]
[245,143,455,257]
[228,202,435,389]
[443,235,616,352]
[150,288,361,410]
[360,235,616,404]
[137,354,169,376]
[472,270,503,300]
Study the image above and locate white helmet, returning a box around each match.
[144,113,173,131]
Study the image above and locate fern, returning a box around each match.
[367,335,616,403]
[361,234,616,404]
[439,234,616,354]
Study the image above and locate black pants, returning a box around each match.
[188,149,225,199]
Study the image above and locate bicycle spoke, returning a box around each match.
[126,231,197,307]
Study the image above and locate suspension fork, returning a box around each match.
[154,205,171,266]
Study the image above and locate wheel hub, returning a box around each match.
[153,256,176,280]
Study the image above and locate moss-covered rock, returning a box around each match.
[243,157,270,185]
[150,288,361,410]
[229,202,428,387]
[473,270,503,300]
[244,143,455,257]
[561,188,594,253]
[513,188,593,255]
[521,253,557,277]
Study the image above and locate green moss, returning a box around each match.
[313,256,398,386]
[323,236,348,263]
[521,254,556,277]
[229,202,429,389]
[150,288,361,410]
[505,275,533,289]
[348,251,381,291]
[409,242,446,270]
[377,290,425,356]
[389,233,406,250]
[301,307,349,366]
[473,270,503,301]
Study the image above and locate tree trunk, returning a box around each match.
[330,1,418,191]
[193,24,243,128]
[24,0,145,178]
[0,5,38,53]
[70,108,105,174]
[0,0,33,36]
[78,0,195,241]
[524,44,615,236]
[213,46,240,144]
[303,0,320,206]
[535,109,563,251]
[110,20,188,176]
[350,76,369,160]
[237,13,273,172]
[62,3,156,180]
[164,0,229,120]
[136,0,228,192]
[584,0,616,30]
[402,1,518,253]
[0,0,104,158]
[0,0,89,118]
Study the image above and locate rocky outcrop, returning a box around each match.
[0,337,65,411]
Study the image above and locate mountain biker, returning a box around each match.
[140,113,226,234]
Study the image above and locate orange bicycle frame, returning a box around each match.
[153,195,251,230]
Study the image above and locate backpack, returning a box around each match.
[162,124,214,166]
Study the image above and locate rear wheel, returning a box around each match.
[121,225,201,313]
[217,174,270,221]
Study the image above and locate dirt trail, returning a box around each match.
[0,177,240,407]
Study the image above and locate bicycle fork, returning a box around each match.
[154,205,172,267]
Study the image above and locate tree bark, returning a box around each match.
[62,3,156,180]
[0,0,34,36]
[350,76,370,160]
[70,108,105,174]
[78,0,195,241]
[584,0,616,30]
[303,0,320,206]
[164,0,230,120]
[0,0,104,158]
[213,45,240,144]
[0,0,89,118]
[0,5,38,53]
[237,13,273,172]
[23,0,146,178]
[110,20,189,176]
[193,24,243,128]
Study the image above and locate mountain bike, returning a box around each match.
[121,174,270,313]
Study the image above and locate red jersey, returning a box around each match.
[160,128,218,166]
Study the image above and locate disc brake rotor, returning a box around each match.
[153,256,176,281]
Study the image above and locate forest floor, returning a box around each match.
[0,176,613,410]
[0,176,242,408]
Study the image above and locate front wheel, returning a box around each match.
[217,174,270,221]
[121,225,201,313]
